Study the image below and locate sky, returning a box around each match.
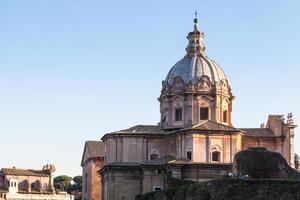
[0,0,300,176]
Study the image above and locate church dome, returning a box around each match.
[164,15,227,86]
[165,55,226,85]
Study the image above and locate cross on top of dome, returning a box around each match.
[194,11,199,32]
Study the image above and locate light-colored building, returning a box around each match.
[82,14,297,200]
[0,164,73,200]
[81,141,105,200]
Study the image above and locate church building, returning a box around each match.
[0,164,73,200]
[82,15,297,200]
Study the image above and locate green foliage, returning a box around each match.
[137,179,300,200]
[54,175,82,196]
[165,188,176,200]
[136,192,155,200]
[168,178,195,188]
[73,176,82,184]
[54,175,72,191]
[67,175,82,194]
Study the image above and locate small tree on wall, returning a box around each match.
[295,154,300,170]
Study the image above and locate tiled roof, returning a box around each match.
[1,168,49,177]
[85,141,105,158]
[176,120,240,133]
[241,128,276,138]
[109,125,166,135]
[268,115,284,120]
[81,141,105,166]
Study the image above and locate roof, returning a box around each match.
[268,115,284,120]
[81,141,105,166]
[104,125,166,137]
[165,55,227,86]
[176,120,240,133]
[102,122,240,139]
[85,141,105,158]
[241,128,276,138]
[1,168,49,177]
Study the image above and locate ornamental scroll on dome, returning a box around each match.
[215,80,229,93]
[198,75,212,91]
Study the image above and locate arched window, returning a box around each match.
[23,180,29,191]
[212,151,220,162]
[36,180,41,191]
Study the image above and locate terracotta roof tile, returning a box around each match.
[110,125,166,135]
[1,168,49,177]
[176,120,240,133]
[241,128,276,137]
[85,141,105,158]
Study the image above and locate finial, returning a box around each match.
[194,10,199,32]
[287,113,294,126]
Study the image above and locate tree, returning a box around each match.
[295,154,300,170]
[68,175,82,193]
[73,176,82,185]
[54,175,72,191]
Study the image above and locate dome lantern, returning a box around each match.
[186,12,206,57]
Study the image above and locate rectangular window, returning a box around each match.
[175,108,183,121]
[200,107,209,120]
[187,151,192,160]
[223,110,228,123]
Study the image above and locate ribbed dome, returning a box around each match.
[165,55,226,85]
[164,15,227,86]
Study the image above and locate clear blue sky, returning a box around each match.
[1,0,300,176]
